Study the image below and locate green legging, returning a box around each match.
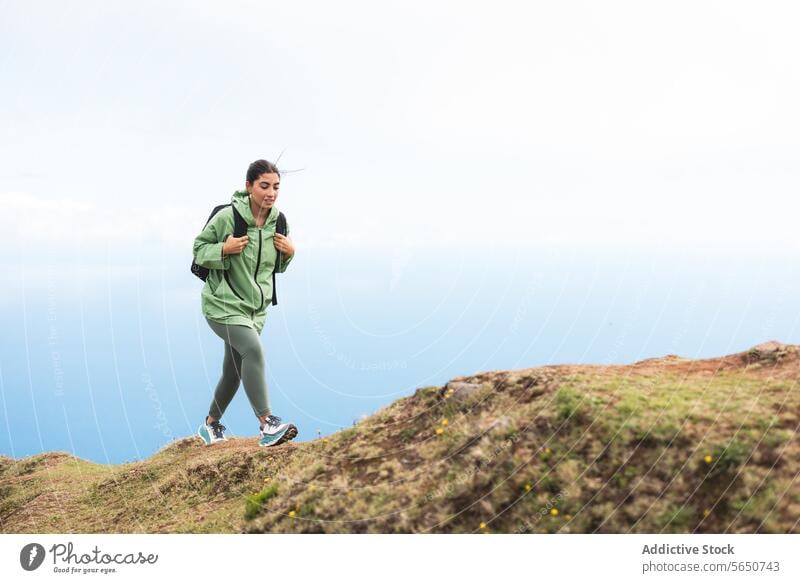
[205,317,271,420]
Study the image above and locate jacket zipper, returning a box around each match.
[252,229,264,316]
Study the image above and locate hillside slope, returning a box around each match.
[2,341,798,533]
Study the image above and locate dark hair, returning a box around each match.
[246,159,281,185]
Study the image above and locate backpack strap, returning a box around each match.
[232,205,248,237]
[272,211,287,306]
[191,203,234,281]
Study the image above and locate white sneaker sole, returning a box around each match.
[258,424,298,447]
[198,424,226,445]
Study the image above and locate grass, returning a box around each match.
[699,438,750,479]
[2,345,799,533]
[244,483,279,520]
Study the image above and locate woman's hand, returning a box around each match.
[222,235,249,256]
[274,233,295,257]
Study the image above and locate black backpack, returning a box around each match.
[190,203,287,306]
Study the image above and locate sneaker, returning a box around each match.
[258,414,298,447]
[198,418,228,445]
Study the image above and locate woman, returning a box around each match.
[192,159,298,447]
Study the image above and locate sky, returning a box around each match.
[1,0,799,464]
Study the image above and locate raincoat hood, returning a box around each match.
[231,189,282,229]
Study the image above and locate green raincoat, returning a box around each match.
[192,190,293,333]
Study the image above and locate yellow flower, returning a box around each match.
[264,477,270,483]
[550,508,559,516]
[436,427,444,435]
[441,418,449,426]
[479,522,487,529]
[544,447,551,454]
[703,508,711,517]
[704,455,713,464]
[288,510,296,518]
[565,514,572,520]
[524,483,532,492]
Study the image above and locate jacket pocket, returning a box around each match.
[209,268,246,304]
[222,271,247,302]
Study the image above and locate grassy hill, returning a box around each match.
[2,341,798,533]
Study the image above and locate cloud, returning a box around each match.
[2,1,798,261]
[0,191,198,250]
